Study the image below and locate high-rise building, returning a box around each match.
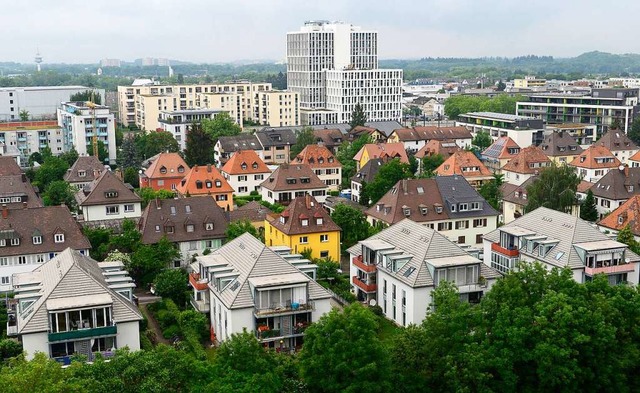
[57,102,117,164]
[287,21,403,125]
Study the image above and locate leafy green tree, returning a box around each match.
[34,155,69,190]
[123,167,139,188]
[336,134,371,185]
[129,237,179,287]
[42,180,76,210]
[137,187,175,208]
[135,131,179,160]
[201,112,242,143]
[349,103,367,130]
[358,180,371,206]
[18,109,29,121]
[89,140,109,163]
[300,303,391,393]
[226,219,260,241]
[70,90,101,104]
[117,135,141,169]
[472,131,492,150]
[496,79,506,91]
[362,159,412,206]
[616,224,640,254]
[108,219,142,254]
[478,173,504,211]
[611,118,622,130]
[419,153,445,178]
[0,353,85,393]
[153,269,189,307]
[83,227,112,261]
[628,116,640,145]
[330,204,371,251]
[58,147,79,167]
[184,123,215,166]
[290,126,315,159]
[525,164,580,214]
[580,189,598,221]
[0,339,23,363]
[27,151,44,166]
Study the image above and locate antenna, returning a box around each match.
[35,48,43,72]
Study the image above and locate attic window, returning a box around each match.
[286,178,296,184]
[580,156,586,163]
[458,203,468,212]
[316,218,323,225]
[417,187,424,194]
[54,234,64,243]
[215,180,222,187]
[160,166,167,174]
[628,185,634,193]
[196,180,203,189]
[618,215,625,225]
[435,206,443,214]
[78,170,86,177]
[155,225,161,232]
[300,177,310,184]
[105,191,118,198]
[165,225,175,234]
[170,206,176,215]
[403,207,411,217]
[178,165,185,173]
[451,204,456,212]
[206,180,212,188]
[241,162,247,170]
[420,207,428,215]
[33,236,42,245]
[205,222,214,230]
[318,157,324,164]
[280,216,286,224]
[185,205,191,213]
[301,219,309,227]
[186,224,195,232]
[328,157,334,163]
[252,162,258,169]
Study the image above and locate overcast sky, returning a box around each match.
[3,0,640,64]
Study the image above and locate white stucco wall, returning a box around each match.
[116,320,141,351]
[22,332,49,360]
[82,202,142,222]
[311,298,332,321]
[224,173,268,196]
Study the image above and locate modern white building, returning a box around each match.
[57,102,117,164]
[455,112,545,148]
[0,121,65,166]
[7,248,141,362]
[158,108,224,151]
[286,21,403,125]
[0,86,105,121]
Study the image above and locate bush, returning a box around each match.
[162,325,181,340]
[156,309,177,330]
[369,305,384,317]
[329,190,339,196]
[140,332,154,350]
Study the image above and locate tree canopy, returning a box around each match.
[472,131,492,150]
[135,131,179,160]
[361,159,412,206]
[349,103,367,130]
[525,164,580,214]
[330,204,373,251]
[580,189,598,222]
[201,112,242,143]
[336,134,371,186]
[444,94,528,120]
[290,127,315,159]
[225,220,261,241]
[184,123,215,166]
[478,173,504,211]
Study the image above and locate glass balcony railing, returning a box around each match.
[48,325,117,342]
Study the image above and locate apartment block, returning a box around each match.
[158,108,224,150]
[57,102,117,164]
[456,112,545,148]
[0,86,105,121]
[0,121,64,166]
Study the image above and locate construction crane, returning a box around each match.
[85,99,98,158]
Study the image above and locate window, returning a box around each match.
[166,226,175,234]
[0,257,7,266]
[316,218,323,225]
[254,174,264,181]
[301,219,309,226]
[186,224,195,232]
[471,202,480,210]
[205,222,214,230]
[1,277,9,285]
[458,203,468,212]
[476,234,483,243]
[437,222,452,231]
[299,236,308,244]
[105,191,118,198]
[178,165,185,173]
[458,236,465,244]
[157,180,164,186]
[215,180,222,187]
[78,170,86,177]
[11,238,20,246]
[124,204,135,213]
[320,251,329,258]
[155,225,161,232]
[238,175,247,182]
[216,194,228,201]
[106,205,119,215]
[455,220,469,229]
[54,233,65,243]
[160,166,167,174]
[33,236,42,245]
[238,186,248,193]
[18,256,26,265]
[189,241,197,250]
[320,234,328,242]
[473,218,487,228]
[37,254,45,263]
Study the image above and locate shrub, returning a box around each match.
[162,325,181,340]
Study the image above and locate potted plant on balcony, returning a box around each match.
[478,276,487,288]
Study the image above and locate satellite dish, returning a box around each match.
[369,299,377,307]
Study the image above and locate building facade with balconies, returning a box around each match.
[158,108,224,150]
[347,219,501,326]
[189,233,331,351]
[455,112,545,148]
[483,206,640,284]
[0,121,64,167]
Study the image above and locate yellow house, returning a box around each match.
[538,131,584,165]
[264,195,341,261]
[352,142,409,171]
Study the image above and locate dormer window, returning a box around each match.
[0,239,5,247]
[78,170,86,177]
[420,207,428,215]
[580,156,586,163]
[618,215,625,225]
[196,180,203,189]
[185,205,191,213]
[318,157,324,164]
[628,186,634,193]
[286,178,296,184]
[215,180,222,187]
[252,162,258,169]
[451,204,456,212]
[241,162,247,170]
[316,218,323,225]
[54,234,64,243]
[435,206,443,214]
[328,157,334,163]
[206,180,212,188]
[105,191,118,198]
[155,225,161,232]
[170,206,176,215]
[403,207,411,216]
[280,216,286,224]
[165,225,175,234]
[186,224,195,232]
[10,238,20,246]
[178,165,185,173]
[301,219,309,227]
[300,177,310,183]
[471,202,480,210]
[33,236,42,245]
[160,166,167,174]
[205,222,214,230]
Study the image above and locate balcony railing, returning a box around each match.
[190,295,210,313]
[352,276,377,293]
[353,255,377,273]
[254,301,314,317]
[492,242,520,257]
[585,263,635,276]
[189,272,209,291]
[49,325,117,342]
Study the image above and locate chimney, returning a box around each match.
[2,204,8,219]
[22,201,27,209]
[93,168,101,178]
[625,164,629,177]
[402,179,408,195]
[21,173,26,183]
[207,164,212,173]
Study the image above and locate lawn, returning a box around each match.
[376,314,401,343]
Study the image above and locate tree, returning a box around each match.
[336,134,371,186]
[0,353,85,392]
[42,180,76,210]
[135,131,179,160]
[299,303,391,393]
[58,147,79,167]
[129,237,179,287]
[331,204,371,251]
[419,153,445,178]
[34,156,69,190]
[225,220,260,241]
[90,140,109,163]
[349,103,367,130]
[117,135,141,170]
[27,152,44,166]
[580,189,598,222]
[290,126,315,159]
[0,339,23,362]
[611,118,622,130]
[123,167,139,188]
[183,123,215,166]
[363,159,412,206]
[496,79,506,91]
[137,187,175,209]
[628,116,640,145]
[153,269,189,307]
[616,224,640,254]
[201,112,242,143]
[83,227,112,261]
[478,173,504,211]
[18,109,29,121]
[525,164,580,214]
[472,131,492,150]
[70,90,101,104]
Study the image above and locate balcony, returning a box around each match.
[190,295,210,313]
[585,263,635,276]
[353,255,377,273]
[352,276,377,293]
[492,242,520,257]
[48,325,117,342]
[254,301,314,317]
[189,272,209,291]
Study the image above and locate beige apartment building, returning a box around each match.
[117,82,299,131]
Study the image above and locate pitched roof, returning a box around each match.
[597,129,639,152]
[436,151,493,179]
[484,207,639,270]
[538,132,584,157]
[64,156,105,183]
[353,143,409,164]
[346,219,501,288]
[0,156,22,176]
[260,164,327,191]
[217,133,262,152]
[14,248,142,335]
[313,129,345,148]
[221,150,271,175]
[197,233,331,309]
[569,145,621,169]
[481,137,521,160]
[176,165,234,196]
[365,176,498,225]
[0,205,91,257]
[75,170,141,207]
[255,128,297,148]
[294,144,342,168]
[500,177,537,205]
[501,146,552,174]
[401,126,472,141]
[139,197,228,244]
[143,152,189,179]
[598,195,640,235]
[228,201,272,223]
[415,139,461,159]
[588,166,640,200]
[0,175,43,209]
[351,158,383,183]
[267,195,341,235]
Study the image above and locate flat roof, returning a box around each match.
[427,254,481,267]
[249,272,309,288]
[501,226,537,237]
[573,239,626,251]
[46,294,112,311]
[461,112,536,122]
[360,238,395,251]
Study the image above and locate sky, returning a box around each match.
[3,0,640,64]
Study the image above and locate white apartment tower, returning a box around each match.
[287,21,403,125]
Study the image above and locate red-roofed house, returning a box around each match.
[569,145,621,183]
[176,165,235,211]
[353,143,408,171]
[221,150,271,197]
[139,153,189,191]
[501,146,552,186]
[294,144,342,190]
[435,151,494,189]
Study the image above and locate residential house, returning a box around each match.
[322,195,367,215]
[501,146,552,186]
[456,112,544,148]
[483,206,640,285]
[578,166,640,219]
[8,248,141,362]
[139,152,189,191]
[255,128,297,164]
[387,126,472,149]
[353,143,408,171]
[75,170,142,225]
[294,144,342,191]
[597,129,640,165]
[0,205,91,292]
[481,137,521,174]
[221,150,271,197]
[365,176,499,247]
[214,133,262,165]
[64,156,106,190]
[0,173,42,209]
[312,129,344,153]
[139,197,228,267]
[415,139,461,161]
[228,201,272,235]
[176,165,234,212]
[569,144,621,183]
[629,150,640,168]
[350,158,383,203]
[435,151,494,189]
[598,195,640,240]
[188,233,332,350]
[0,156,23,176]
[538,131,584,165]
[347,219,501,326]
[265,195,341,261]
[348,125,388,143]
[260,164,329,205]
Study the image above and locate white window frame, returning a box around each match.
[124,204,135,213]
[320,234,329,243]
[54,233,65,243]
[105,205,119,215]
[33,236,42,245]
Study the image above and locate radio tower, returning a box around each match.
[35,49,43,72]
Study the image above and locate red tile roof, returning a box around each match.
[415,139,461,159]
[221,150,270,175]
[176,165,234,195]
[294,144,342,168]
[569,145,621,169]
[436,151,493,179]
[598,195,640,235]
[143,153,189,179]
[353,143,409,164]
[501,146,552,174]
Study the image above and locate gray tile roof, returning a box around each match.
[436,176,500,219]
[589,167,640,201]
[0,156,22,176]
[598,129,639,152]
[0,175,43,209]
[539,132,583,157]
[351,158,383,184]
[64,156,106,184]
[217,133,262,152]
[15,248,142,334]
[255,129,297,148]
[75,170,141,207]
